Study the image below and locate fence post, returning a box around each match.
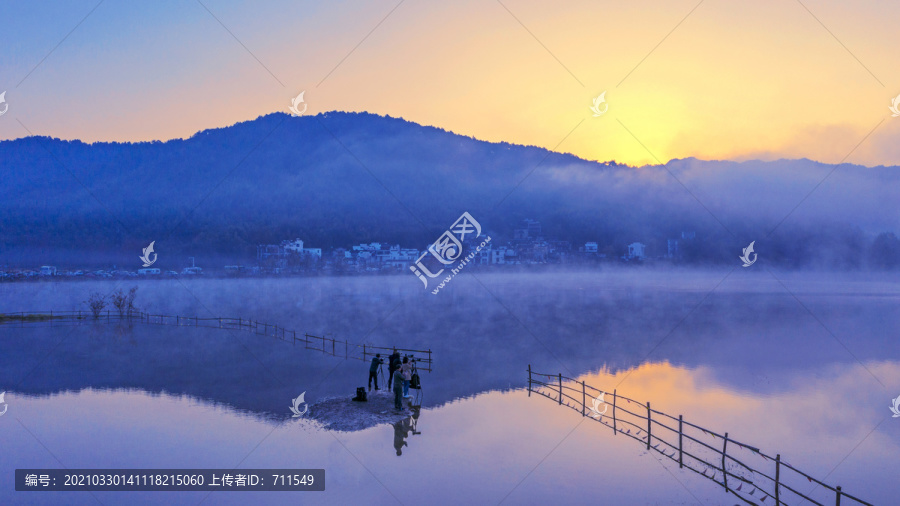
[722,432,729,492]
[345,340,348,359]
[558,373,563,405]
[612,389,617,435]
[647,402,652,450]
[527,365,531,396]
[678,415,684,468]
[582,381,586,417]
[835,486,842,506]
[219,317,221,328]
[332,337,335,356]
[775,454,781,505]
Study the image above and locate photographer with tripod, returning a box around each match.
[387,349,401,389]
[368,353,384,391]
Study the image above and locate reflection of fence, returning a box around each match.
[527,366,871,506]
[0,311,432,372]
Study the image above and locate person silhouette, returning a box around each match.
[368,353,383,391]
[387,349,401,389]
[409,405,421,435]
[393,417,411,456]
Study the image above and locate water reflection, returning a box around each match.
[392,407,421,457]
[1,271,899,503]
[568,361,900,505]
[3,271,899,411]
[2,359,896,504]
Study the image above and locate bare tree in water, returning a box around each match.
[110,287,139,317]
[85,292,107,319]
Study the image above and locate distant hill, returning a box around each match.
[0,111,898,269]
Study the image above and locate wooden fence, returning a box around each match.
[527,366,870,506]
[0,311,432,372]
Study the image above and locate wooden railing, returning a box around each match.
[527,366,870,506]
[0,311,432,371]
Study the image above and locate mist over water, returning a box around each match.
[2,268,898,404]
[1,269,898,504]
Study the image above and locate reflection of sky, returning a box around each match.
[2,358,898,505]
[2,271,899,503]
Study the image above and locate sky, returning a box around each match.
[1,0,899,167]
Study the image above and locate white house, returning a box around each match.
[282,239,304,254]
[40,266,57,276]
[138,268,161,275]
[667,239,679,258]
[478,246,491,265]
[584,242,598,254]
[352,243,382,252]
[491,247,518,264]
[382,246,420,268]
[627,242,646,260]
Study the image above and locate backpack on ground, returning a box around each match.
[352,387,367,402]
[409,373,421,390]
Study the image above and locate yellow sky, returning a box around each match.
[3,0,899,166]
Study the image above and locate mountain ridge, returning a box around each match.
[1,111,897,269]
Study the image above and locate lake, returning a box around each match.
[1,268,898,505]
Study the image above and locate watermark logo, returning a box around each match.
[890,395,900,418]
[290,392,308,417]
[889,94,900,117]
[410,212,491,294]
[590,92,608,117]
[0,91,7,117]
[140,241,157,267]
[588,392,608,418]
[289,91,308,116]
[740,241,757,267]
[0,392,7,416]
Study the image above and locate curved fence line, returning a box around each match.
[0,310,432,372]
[527,366,870,506]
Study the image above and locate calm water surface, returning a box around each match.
[1,269,898,504]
